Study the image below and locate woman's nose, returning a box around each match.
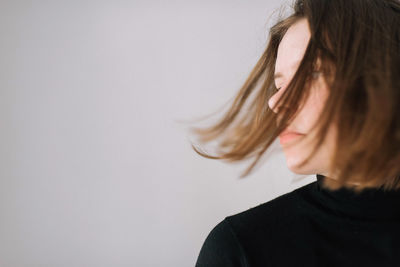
[268,89,291,127]
[268,90,284,114]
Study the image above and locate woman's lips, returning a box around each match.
[279,132,305,145]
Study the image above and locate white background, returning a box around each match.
[0,0,316,266]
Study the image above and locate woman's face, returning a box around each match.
[268,18,337,178]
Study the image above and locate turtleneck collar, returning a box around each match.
[312,174,400,221]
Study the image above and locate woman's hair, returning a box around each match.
[189,0,400,193]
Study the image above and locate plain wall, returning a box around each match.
[0,0,316,266]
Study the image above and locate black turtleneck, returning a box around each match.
[195,174,400,267]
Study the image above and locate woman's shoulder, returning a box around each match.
[195,218,250,267]
[225,183,310,235]
[195,182,314,266]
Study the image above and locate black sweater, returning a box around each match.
[195,174,400,267]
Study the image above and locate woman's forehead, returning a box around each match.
[274,18,311,80]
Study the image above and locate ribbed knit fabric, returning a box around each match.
[195,174,400,267]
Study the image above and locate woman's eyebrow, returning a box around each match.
[274,59,303,80]
[274,72,284,80]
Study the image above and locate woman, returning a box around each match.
[192,0,400,266]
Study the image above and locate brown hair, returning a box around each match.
[188,0,400,194]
